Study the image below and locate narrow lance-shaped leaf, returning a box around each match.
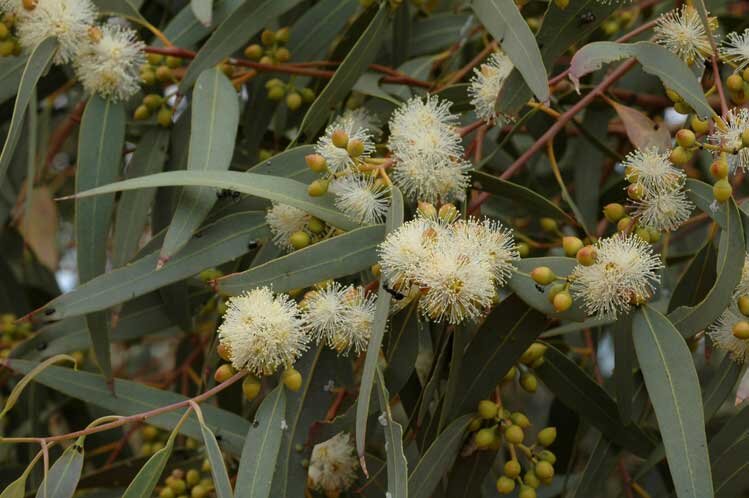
[632,305,713,498]
[297,2,389,140]
[64,170,360,231]
[160,68,239,265]
[471,0,549,103]
[193,405,234,498]
[190,0,212,26]
[235,386,286,498]
[217,225,384,295]
[613,313,635,425]
[112,129,170,267]
[568,41,714,119]
[76,94,126,380]
[356,188,403,474]
[0,354,76,418]
[34,438,85,498]
[0,37,56,186]
[374,368,408,498]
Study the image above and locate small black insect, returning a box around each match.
[216,189,235,199]
[44,308,55,316]
[384,286,405,300]
[247,240,260,250]
[36,341,47,351]
[232,191,241,199]
[578,11,596,25]
[252,420,260,428]
[534,284,545,293]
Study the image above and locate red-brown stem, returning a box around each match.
[711,54,729,117]
[0,365,245,445]
[45,100,86,168]
[434,41,497,92]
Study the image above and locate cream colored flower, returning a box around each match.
[307,432,358,495]
[266,203,312,252]
[708,308,749,363]
[708,107,749,171]
[468,51,513,122]
[330,174,390,224]
[654,5,714,64]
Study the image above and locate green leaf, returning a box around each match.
[356,189,403,472]
[568,41,714,119]
[669,190,744,337]
[35,211,268,320]
[384,302,421,395]
[93,0,144,18]
[0,354,76,418]
[509,257,588,322]
[161,68,239,263]
[194,407,234,498]
[75,95,126,379]
[374,368,408,498]
[408,414,472,498]
[161,0,244,48]
[112,129,170,267]
[471,0,549,103]
[270,346,351,497]
[217,225,384,295]
[297,2,389,140]
[190,0,212,26]
[712,436,749,498]
[66,170,360,231]
[709,402,749,462]
[288,0,359,62]
[122,411,190,498]
[632,305,713,498]
[497,0,619,116]
[668,240,717,312]
[408,14,472,57]
[702,355,743,423]
[0,474,27,498]
[35,440,84,498]
[451,294,547,419]
[613,313,635,425]
[180,0,304,90]
[0,54,27,105]
[8,360,249,456]
[471,171,574,223]
[0,38,55,187]
[570,433,617,498]
[248,145,317,182]
[235,386,286,498]
[391,2,410,67]
[444,450,496,498]
[535,344,654,457]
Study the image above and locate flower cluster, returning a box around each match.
[570,233,663,318]
[217,282,378,375]
[708,254,749,364]
[623,147,693,232]
[266,203,327,252]
[378,209,518,324]
[468,51,514,123]
[654,5,714,65]
[302,282,376,355]
[721,28,749,73]
[387,95,471,203]
[708,107,749,172]
[1,0,145,101]
[307,432,359,495]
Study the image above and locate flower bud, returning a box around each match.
[300,87,315,103]
[738,296,749,316]
[665,88,682,102]
[520,373,538,393]
[282,367,303,391]
[553,0,569,8]
[562,236,583,257]
[217,343,232,362]
[732,321,749,340]
[519,486,537,498]
[504,460,522,478]
[742,128,749,148]
[142,425,158,441]
[347,139,365,157]
[307,179,329,197]
[155,65,173,82]
[627,183,645,201]
[214,364,236,383]
[537,426,557,447]
[675,129,696,148]
[133,104,151,121]
[244,44,263,60]
[690,115,710,134]
[535,461,554,480]
[710,159,729,179]
[242,375,262,400]
[539,450,556,464]
[305,153,327,172]
[727,73,744,92]
[143,94,163,111]
[275,47,291,63]
[474,427,496,448]
[503,366,517,382]
[617,216,633,232]
[22,0,36,11]
[531,266,556,285]
[468,417,481,432]
[267,85,285,101]
[576,245,597,266]
[275,27,290,44]
[669,145,691,165]
[552,291,572,312]
[510,411,531,428]
[517,242,530,258]
[331,129,349,148]
[186,469,200,487]
[504,424,524,444]
[308,217,325,234]
[539,217,558,232]
[285,92,302,111]
[477,399,498,419]
[417,202,437,219]
[713,178,732,202]
[523,471,540,489]
[289,231,310,250]
[496,476,515,494]
[603,203,626,222]
[520,343,547,365]
[438,203,459,222]
[261,29,275,46]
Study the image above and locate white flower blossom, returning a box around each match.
[708,107,749,171]
[330,174,390,224]
[708,308,749,363]
[623,147,684,192]
[734,253,749,298]
[571,233,663,318]
[217,287,308,375]
[450,217,519,284]
[633,187,693,232]
[468,51,514,123]
[654,5,714,64]
[303,282,376,355]
[315,111,375,173]
[266,203,313,252]
[14,0,96,64]
[307,432,359,495]
[416,236,495,324]
[722,28,749,73]
[74,24,145,101]
[388,95,471,203]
